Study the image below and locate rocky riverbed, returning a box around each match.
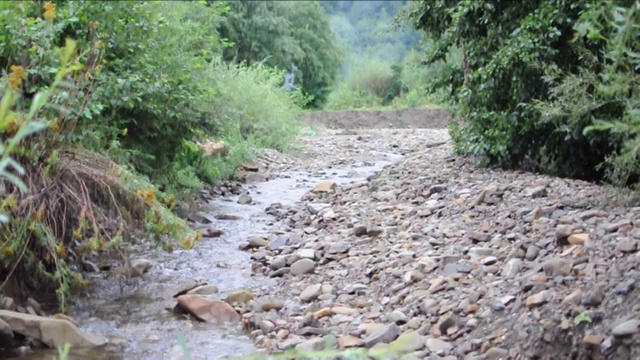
[239,115,640,359]
[3,108,640,360]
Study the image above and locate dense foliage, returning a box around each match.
[219,1,343,107]
[408,0,639,185]
[0,0,304,309]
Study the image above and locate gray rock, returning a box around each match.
[300,284,322,302]
[238,193,252,205]
[363,323,400,348]
[612,319,640,337]
[327,242,350,254]
[426,337,452,354]
[291,259,316,275]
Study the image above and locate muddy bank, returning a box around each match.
[299,108,451,130]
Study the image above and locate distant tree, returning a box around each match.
[219,0,342,107]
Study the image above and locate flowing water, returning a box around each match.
[7,152,402,360]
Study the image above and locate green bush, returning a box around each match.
[537,2,640,187]
[408,0,637,182]
[203,59,302,152]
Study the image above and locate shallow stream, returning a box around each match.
[10,151,402,360]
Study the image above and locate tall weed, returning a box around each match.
[202,59,302,154]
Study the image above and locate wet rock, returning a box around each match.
[215,214,242,220]
[247,236,269,249]
[0,310,107,348]
[187,285,219,296]
[203,228,224,238]
[307,203,331,214]
[176,295,241,324]
[131,258,154,274]
[238,193,252,205]
[171,280,201,298]
[313,181,337,193]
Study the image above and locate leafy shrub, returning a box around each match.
[325,59,404,110]
[408,0,637,182]
[538,2,640,187]
[202,59,302,153]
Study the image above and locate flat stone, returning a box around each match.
[300,284,323,302]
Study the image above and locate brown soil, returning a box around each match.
[299,108,451,130]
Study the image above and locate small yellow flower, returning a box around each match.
[194,231,203,242]
[8,65,26,92]
[56,243,67,257]
[43,2,55,20]
[5,119,19,135]
[2,247,14,258]
[49,120,61,134]
[33,210,44,222]
[180,237,194,250]
[143,189,155,206]
[72,229,82,239]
